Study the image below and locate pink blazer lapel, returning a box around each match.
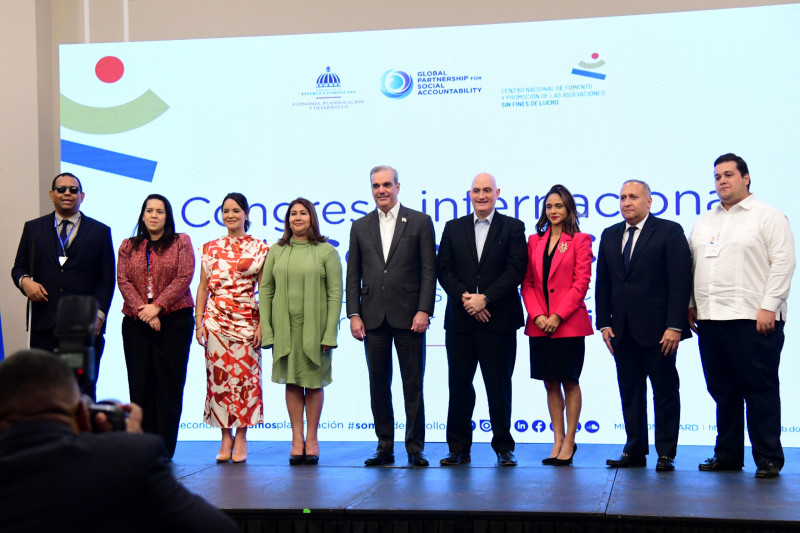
[548,231,572,282]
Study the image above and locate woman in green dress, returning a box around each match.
[259,197,343,465]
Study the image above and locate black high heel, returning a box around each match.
[552,443,577,466]
[289,445,306,465]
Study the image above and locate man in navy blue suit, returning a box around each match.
[595,180,692,472]
[11,172,115,399]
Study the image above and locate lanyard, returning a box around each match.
[54,214,79,257]
[146,241,152,274]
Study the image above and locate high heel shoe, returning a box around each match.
[552,443,577,466]
[216,440,233,462]
[305,454,319,465]
[289,454,305,465]
[232,440,248,463]
[541,456,557,465]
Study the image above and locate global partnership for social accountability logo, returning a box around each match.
[380,70,414,99]
[60,55,169,182]
[571,53,607,80]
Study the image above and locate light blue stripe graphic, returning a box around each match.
[571,68,606,80]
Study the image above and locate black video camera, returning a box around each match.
[55,295,127,432]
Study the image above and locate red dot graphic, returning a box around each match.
[591,53,599,60]
[95,56,124,83]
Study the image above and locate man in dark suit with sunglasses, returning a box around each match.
[11,172,115,399]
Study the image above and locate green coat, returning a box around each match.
[259,241,343,366]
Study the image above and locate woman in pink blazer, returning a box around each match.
[521,184,593,466]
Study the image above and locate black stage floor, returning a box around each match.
[172,441,800,532]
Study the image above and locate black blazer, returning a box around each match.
[346,204,437,330]
[437,212,528,333]
[11,212,115,333]
[595,214,693,347]
[0,420,237,533]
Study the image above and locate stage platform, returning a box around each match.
[172,441,800,532]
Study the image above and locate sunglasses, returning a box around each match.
[54,186,81,194]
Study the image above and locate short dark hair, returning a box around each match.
[131,194,178,251]
[536,184,582,237]
[714,153,750,190]
[221,192,251,231]
[370,165,398,184]
[51,172,83,192]
[277,197,328,246]
[0,349,78,419]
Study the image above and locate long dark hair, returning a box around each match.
[277,198,328,246]
[221,192,251,232]
[131,194,177,251]
[536,184,581,237]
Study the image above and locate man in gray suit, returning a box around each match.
[346,165,437,467]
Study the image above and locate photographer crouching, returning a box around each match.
[0,349,238,532]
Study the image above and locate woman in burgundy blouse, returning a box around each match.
[117,194,195,459]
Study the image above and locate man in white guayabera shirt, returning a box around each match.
[688,153,795,479]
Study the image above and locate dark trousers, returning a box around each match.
[445,328,516,454]
[697,319,784,469]
[364,319,426,454]
[122,308,193,458]
[31,328,105,401]
[613,330,680,457]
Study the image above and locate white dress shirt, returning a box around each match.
[689,194,795,321]
[621,213,649,254]
[474,210,495,260]
[378,202,400,262]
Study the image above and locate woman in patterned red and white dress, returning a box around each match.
[195,192,269,463]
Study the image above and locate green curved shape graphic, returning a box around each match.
[61,90,169,134]
[578,60,606,69]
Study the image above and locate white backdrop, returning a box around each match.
[59,4,800,446]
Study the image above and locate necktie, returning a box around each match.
[622,226,637,272]
[59,219,71,253]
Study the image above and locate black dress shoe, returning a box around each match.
[755,462,780,478]
[698,456,742,472]
[289,454,305,466]
[606,453,646,468]
[655,456,675,472]
[364,451,394,466]
[408,452,429,466]
[440,452,471,466]
[552,444,577,466]
[305,455,319,466]
[496,450,517,466]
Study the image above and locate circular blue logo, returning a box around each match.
[584,420,600,433]
[380,70,414,99]
[514,420,528,432]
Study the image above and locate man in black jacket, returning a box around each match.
[0,349,238,533]
[11,172,115,399]
[437,172,528,466]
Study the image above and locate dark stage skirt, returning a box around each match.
[529,336,585,382]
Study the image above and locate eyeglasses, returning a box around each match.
[54,186,81,194]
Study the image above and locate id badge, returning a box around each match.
[705,239,720,258]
